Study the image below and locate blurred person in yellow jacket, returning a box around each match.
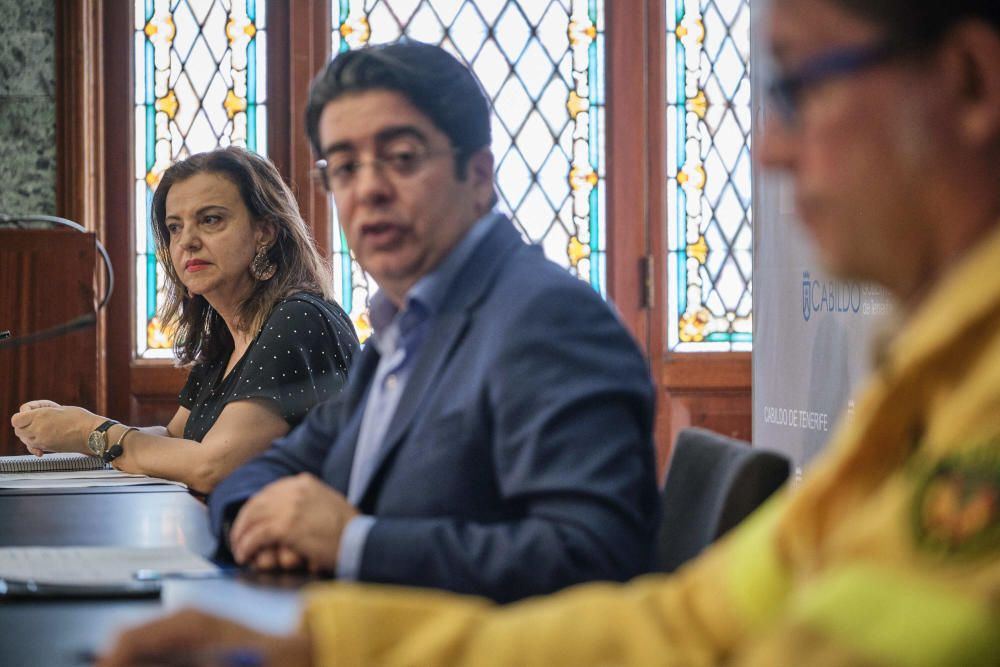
[99,0,1000,664]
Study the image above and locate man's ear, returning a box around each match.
[466,148,496,215]
[948,20,1000,147]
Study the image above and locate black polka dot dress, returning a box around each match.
[179,293,359,442]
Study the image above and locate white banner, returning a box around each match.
[750,1,894,474]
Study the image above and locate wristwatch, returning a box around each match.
[86,419,119,458]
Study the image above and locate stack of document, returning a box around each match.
[0,454,185,489]
[0,546,219,585]
[0,546,220,602]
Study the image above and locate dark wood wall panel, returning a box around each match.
[129,365,187,427]
[99,0,137,424]
[266,0,332,255]
[0,231,97,455]
[656,354,752,477]
[56,0,108,416]
[659,391,752,472]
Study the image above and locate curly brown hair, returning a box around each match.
[151,147,334,366]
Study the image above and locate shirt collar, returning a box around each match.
[368,210,503,338]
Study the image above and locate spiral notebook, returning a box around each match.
[0,453,109,474]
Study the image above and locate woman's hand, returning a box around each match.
[10,401,104,456]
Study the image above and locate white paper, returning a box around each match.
[0,469,140,480]
[0,546,218,585]
[0,469,186,489]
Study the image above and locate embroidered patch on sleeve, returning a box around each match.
[912,444,1000,557]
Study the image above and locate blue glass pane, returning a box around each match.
[666,0,752,351]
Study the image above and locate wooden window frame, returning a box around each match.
[57,0,334,425]
[606,1,750,472]
[58,0,750,471]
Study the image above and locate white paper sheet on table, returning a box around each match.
[0,469,186,489]
[0,546,218,585]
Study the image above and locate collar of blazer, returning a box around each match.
[341,214,526,427]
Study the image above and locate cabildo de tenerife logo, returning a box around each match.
[802,271,892,322]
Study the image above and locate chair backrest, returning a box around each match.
[655,427,791,573]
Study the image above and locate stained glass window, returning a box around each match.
[666,0,752,351]
[331,0,605,341]
[134,0,267,358]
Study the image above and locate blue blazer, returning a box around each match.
[209,217,658,602]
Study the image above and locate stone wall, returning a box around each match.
[0,0,55,216]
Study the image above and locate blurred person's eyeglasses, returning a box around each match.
[767,41,904,125]
[314,145,461,193]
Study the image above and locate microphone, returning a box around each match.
[0,315,96,350]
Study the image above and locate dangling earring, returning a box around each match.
[250,245,277,281]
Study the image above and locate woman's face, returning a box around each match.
[164,172,274,313]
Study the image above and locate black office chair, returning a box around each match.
[655,427,791,573]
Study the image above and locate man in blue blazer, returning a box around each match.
[208,41,658,603]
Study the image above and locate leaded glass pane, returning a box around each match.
[331,0,605,342]
[133,0,267,358]
[666,0,752,352]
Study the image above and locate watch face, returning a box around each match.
[87,431,105,456]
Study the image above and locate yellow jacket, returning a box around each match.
[299,226,1000,666]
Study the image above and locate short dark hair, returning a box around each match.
[833,0,1000,47]
[151,146,333,366]
[305,40,492,175]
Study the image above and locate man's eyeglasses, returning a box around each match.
[767,41,902,124]
[314,146,461,192]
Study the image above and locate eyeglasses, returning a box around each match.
[767,41,902,124]
[314,145,461,192]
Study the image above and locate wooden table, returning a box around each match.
[0,487,304,665]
